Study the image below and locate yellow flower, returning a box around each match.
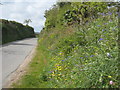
[57,77,60,79]
[59,52,62,55]
[57,67,62,71]
[58,74,61,76]
[95,53,98,55]
[52,74,55,76]
[108,76,112,78]
[64,79,67,81]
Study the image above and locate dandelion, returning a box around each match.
[109,81,113,85]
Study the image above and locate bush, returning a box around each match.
[0,19,35,44]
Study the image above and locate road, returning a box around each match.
[1,38,37,87]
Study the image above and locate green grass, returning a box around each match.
[12,3,119,88]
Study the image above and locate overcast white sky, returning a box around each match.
[0,0,57,32]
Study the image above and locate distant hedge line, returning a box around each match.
[0,19,35,44]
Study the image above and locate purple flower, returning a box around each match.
[108,12,112,15]
[109,20,112,22]
[90,55,94,57]
[104,23,108,25]
[109,81,113,85]
[97,25,101,27]
[112,29,115,31]
[80,57,83,59]
[107,53,111,57]
[48,71,53,73]
[56,65,60,66]
[98,38,103,41]
[62,60,65,61]
[100,13,106,16]
[102,29,105,31]
[118,12,120,17]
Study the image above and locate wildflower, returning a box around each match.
[107,53,111,57]
[58,67,62,70]
[58,74,61,76]
[62,60,65,61]
[97,25,101,27]
[48,71,53,73]
[65,79,67,81]
[101,13,106,16]
[102,29,105,31]
[59,52,62,55]
[108,76,112,78]
[90,55,94,57]
[95,53,98,55]
[118,12,120,17]
[108,12,112,15]
[109,20,112,22]
[55,63,60,66]
[98,38,103,41]
[109,81,113,85]
[52,74,55,76]
[99,77,102,82]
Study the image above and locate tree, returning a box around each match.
[23,19,32,25]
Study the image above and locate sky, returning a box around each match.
[0,0,57,32]
[0,0,119,32]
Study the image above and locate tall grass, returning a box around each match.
[13,2,119,88]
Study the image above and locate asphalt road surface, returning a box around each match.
[1,38,37,87]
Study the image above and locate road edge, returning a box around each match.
[3,44,37,88]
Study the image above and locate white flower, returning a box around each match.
[107,53,111,57]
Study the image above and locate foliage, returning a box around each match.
[0,19,35,44]
[13,2,119,88]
